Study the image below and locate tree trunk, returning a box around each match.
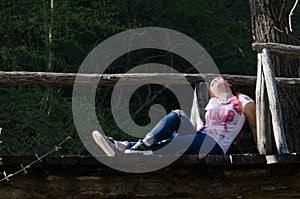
[48,0,54,71]
[249,0,300,152]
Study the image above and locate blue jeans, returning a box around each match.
[125,111,223,155]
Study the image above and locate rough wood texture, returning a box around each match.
[256,53,273,154]
[252,42,300,58]
[262,49,289,154]
[0,71,299,88]
[249,0,300,153]
[1,155,300,199]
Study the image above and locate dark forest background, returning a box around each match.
[0,0,299,155]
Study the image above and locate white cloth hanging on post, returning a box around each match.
[190,82,209,130]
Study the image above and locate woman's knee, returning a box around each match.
[172,109,184,116]
[173,109,185,118]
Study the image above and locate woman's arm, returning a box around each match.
[243,102,257,145]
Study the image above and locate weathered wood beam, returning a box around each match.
[256,53,273,155]
[252,42,300,58]
[3,154,300,167]
[0,71,299,88]
[3,154,300,198]
[262,48,289,154]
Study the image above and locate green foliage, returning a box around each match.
[0,0,299,155]
[0,136,71,182]
[0,85,83,155]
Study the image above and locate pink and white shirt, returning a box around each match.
[201,94,254,154]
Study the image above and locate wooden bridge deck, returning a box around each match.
[1,154,300,198]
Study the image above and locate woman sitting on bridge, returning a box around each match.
[92,76,257,156]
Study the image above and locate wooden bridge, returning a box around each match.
[0,42,300,198]
[0,42,299,154]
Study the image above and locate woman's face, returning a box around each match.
[209,77,232,98]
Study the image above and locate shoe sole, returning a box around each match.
[124,149,153,156]
[92,130,115,157]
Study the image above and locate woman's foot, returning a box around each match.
[125,140,153,155]
[92,130,116,157]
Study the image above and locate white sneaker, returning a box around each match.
[124,149,153,155]
[92,130,115,157]
[123,140,153,155]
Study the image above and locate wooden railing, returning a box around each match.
[253,42,300,155]
[253,42,300,58]
[0,42,299,155]
[0,71,299,88]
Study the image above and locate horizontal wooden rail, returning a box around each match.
[0,71,299,88]
[252,42,300,58]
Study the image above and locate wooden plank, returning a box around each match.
[261,48,289,154]
[255,53,273,154]
[2,154,300,199]
[256,52,264,153]
[252,42,300,58]
[4,154,300,167]
[0,71,299,88]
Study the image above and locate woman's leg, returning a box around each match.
[114,111,181,150]
[129,110,199,152]
[184,132,223,155]
[117,110,200,152]
[145,110,181,143]
[152,132,223,155]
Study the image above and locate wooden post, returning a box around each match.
[261,48,289,154]
[255,53,272,154]
[190,82,209,129]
